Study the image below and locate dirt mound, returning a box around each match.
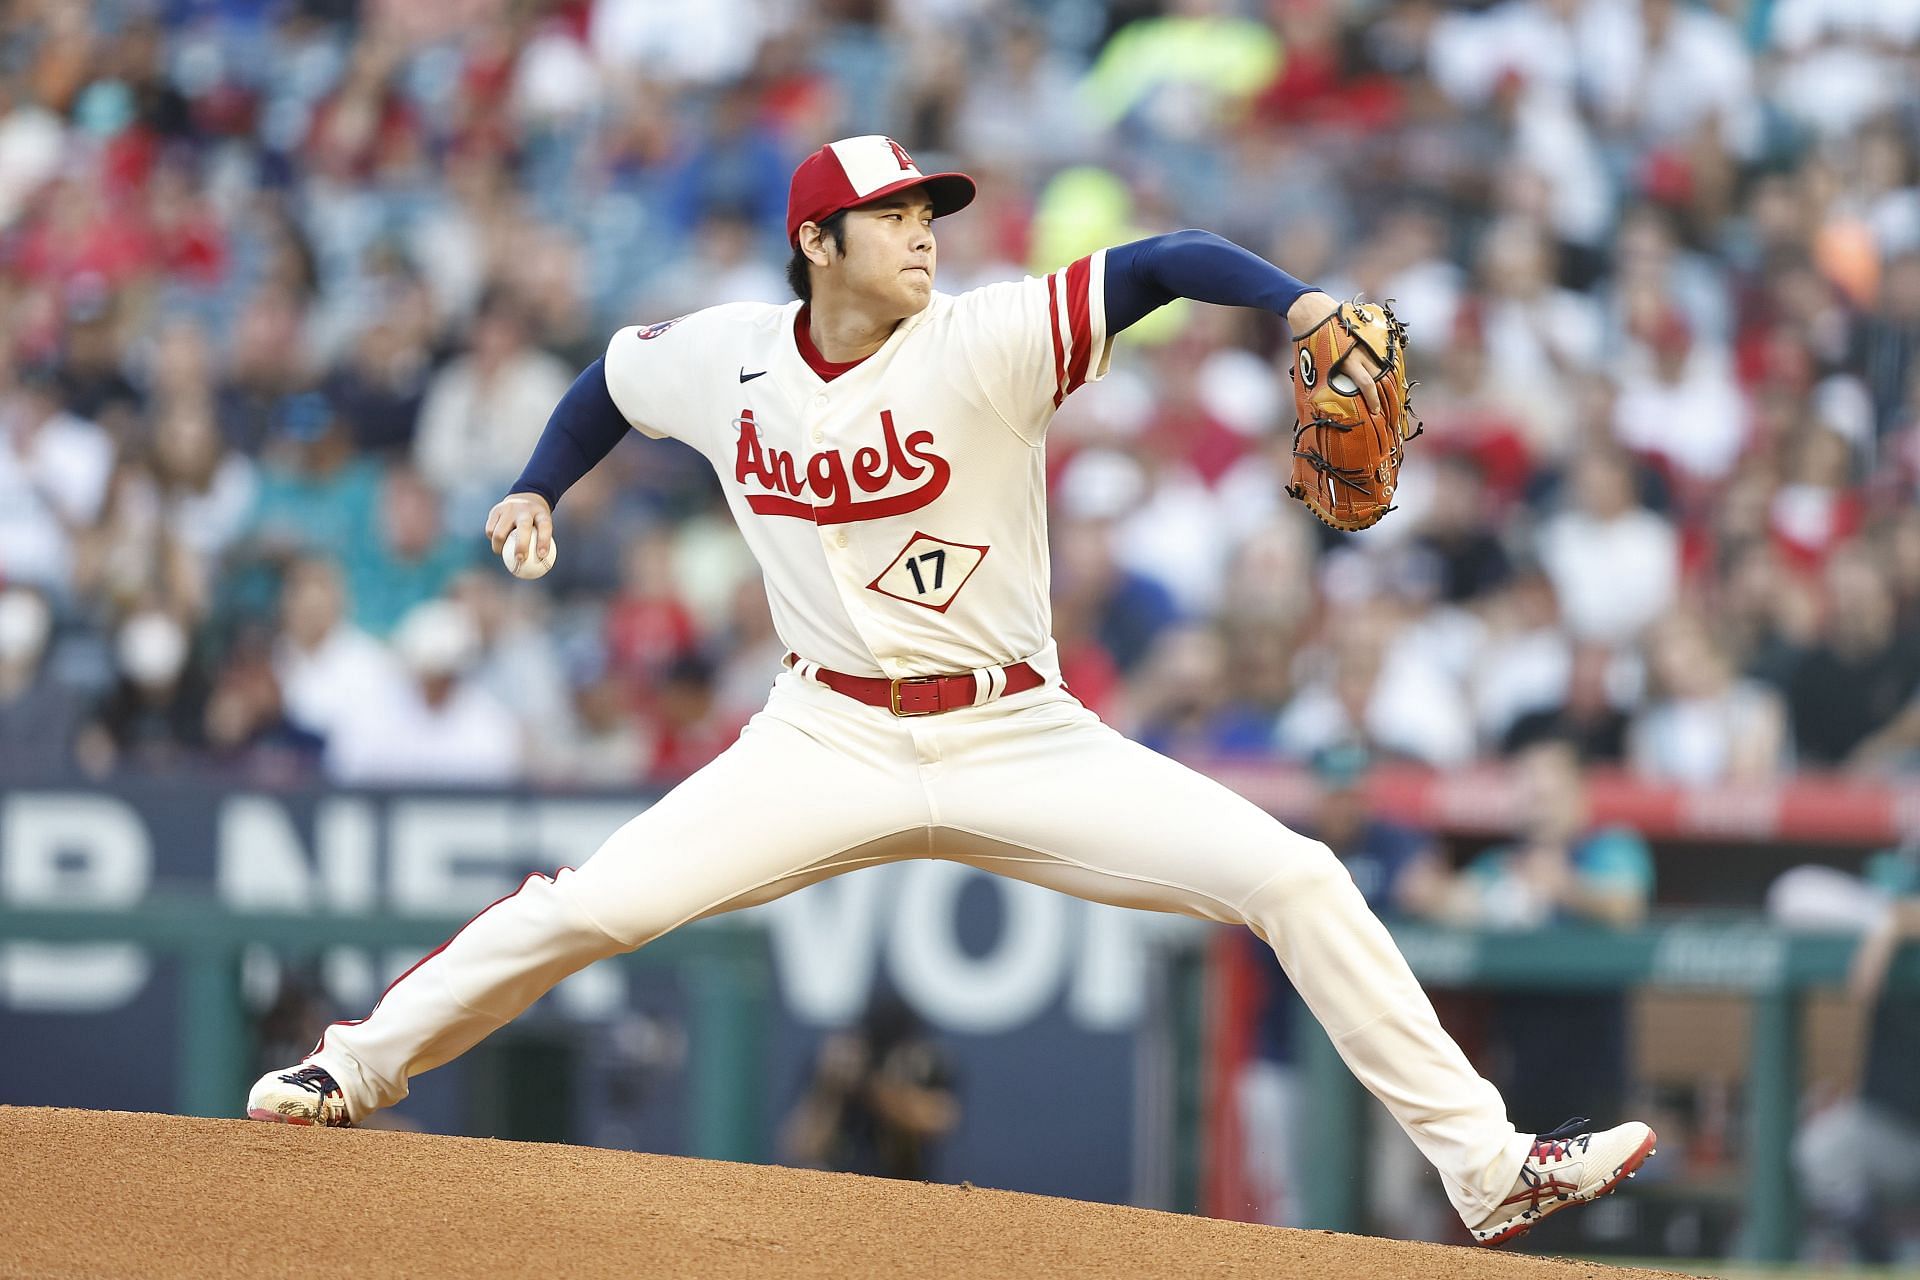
[0,1107,1696,1279]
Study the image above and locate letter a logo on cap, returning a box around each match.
[828,136,927,200]
[786,135,977,247]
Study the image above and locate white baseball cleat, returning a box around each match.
[246,1064,353,1127]
[1468,1117,1657,1247]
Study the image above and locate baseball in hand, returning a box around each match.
[502,528,558,579]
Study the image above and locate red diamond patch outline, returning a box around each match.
[866,532,989,613]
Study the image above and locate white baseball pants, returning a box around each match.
[311,671,1530,1220]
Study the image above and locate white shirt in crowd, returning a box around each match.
[1769,0,1920,138]
[167,454,259,559]
[1611,346,1748,482]
[1629,681,1786,784]
[1581,0,1761,156]
[325,678,524,786]
[413,348,575,499]
[1275,650,1477,768]
[1538,508,1679,646]
[0,410,114,593]
[588,0,769,86]
[275,622,404,743]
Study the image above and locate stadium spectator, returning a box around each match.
[1471,567,1573,751]
[635,650,737,782]
[1769,413,1866,569]
[1049,496,1181,678]
[271,555,400,748]
[74,607,208,776]
[590,0,771,93]
[952,18,1091,179]
[1047,524,1130,719]
[1465,736,1655,932]
[343,463,475,636]
[708,570,792,728]
[1629,609,1789,783]
[1581,0,1761,158]
[72,445,188,619]
[58,282,143,428]
[1612,307,1748,485]
[148,397,256,622]
[1503,641,1635,764]
[0,364,114,598]
[1769,0,1920,139]
[547,649,649,786]
[449,566,573,774]
[324,597,523,786]
[1472,218,1604,460]
[1786,547,1920,765]
[202,622,325,780]
[643,208,792,318]
[1275,598,1476,768]
[658,82,791,239]
[0,586,83,773]
[527,463,636,602]
[1079,0,1279,143]
[1408,452,1512,606]
[1537,447,1680,646]
[412,288,572,511]
[242,390,382,567]
[319,276,436,459]
[603,526,701,691]
[1402,306,1535,505]
[1859,251,1920,436]
[1128,622,1262,757]
[0,71,66,231]
[217,287,315,458]
[1778,848,1920,1263]
[781,989,959,1182]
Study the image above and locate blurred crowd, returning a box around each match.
[1,0,1919,788]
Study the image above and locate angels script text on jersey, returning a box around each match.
[734,408,951,524]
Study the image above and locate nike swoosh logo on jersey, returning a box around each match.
[739,368,766,383]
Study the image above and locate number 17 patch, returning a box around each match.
[867,532,989,613]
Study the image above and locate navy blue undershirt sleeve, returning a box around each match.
[1103,229,1318,335]
[508,358,631,509]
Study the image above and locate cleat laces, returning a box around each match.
[279,1066,340,1096]
[1530,1116,1591,1163]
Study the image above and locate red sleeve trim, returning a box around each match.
[1063,255,1094,397]
[1046,270,1067,408]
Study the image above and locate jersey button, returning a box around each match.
[813,393,829,406]
[835,531,848,548]
[811,428,823,443]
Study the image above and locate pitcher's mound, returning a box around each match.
[0,1107,1697,1278]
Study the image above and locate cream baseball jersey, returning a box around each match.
[602,258,1110,680]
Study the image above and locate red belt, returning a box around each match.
[786,653,1045,717]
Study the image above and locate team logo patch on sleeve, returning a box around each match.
[635,316,685,340]
[867,533,988,613]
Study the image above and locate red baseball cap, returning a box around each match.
[786,135,976,248]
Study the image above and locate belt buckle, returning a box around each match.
[889,675,944,717]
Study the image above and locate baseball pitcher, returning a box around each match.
[248,136,1653,1247]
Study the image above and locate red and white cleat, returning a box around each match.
[1469,1117,1657,1247]
[245,1064,353,1127]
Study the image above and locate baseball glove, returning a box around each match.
[1284,298,1420,532]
